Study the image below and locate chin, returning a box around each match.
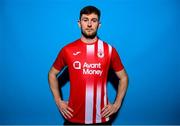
[81,30,97,39]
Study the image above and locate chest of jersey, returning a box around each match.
[65,41,111,78]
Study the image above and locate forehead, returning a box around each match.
[81,13,98,19]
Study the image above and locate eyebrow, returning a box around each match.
[81,17,98,20]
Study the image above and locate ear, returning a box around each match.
[78,20,81,28]
[98,22,101,29]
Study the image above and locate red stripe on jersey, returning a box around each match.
[93,79,97,124]
[101,78,105,122]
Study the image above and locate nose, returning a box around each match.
[87,21,92,27]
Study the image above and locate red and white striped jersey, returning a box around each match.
[53,38,124,124]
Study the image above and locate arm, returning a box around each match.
[114,69,128,108]
[48,67,61,102]
[102,69,128,117]
[48,67,73,119]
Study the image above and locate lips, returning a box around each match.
[86,29,93,31]
[86,29,93,32]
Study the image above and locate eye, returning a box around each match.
[82,18,88,22]
[92,19,98,23]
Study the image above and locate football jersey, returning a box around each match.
[53,38,124,124]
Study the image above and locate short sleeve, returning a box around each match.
[110,47,124,72]
[53,48,66,71]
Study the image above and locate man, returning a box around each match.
[48,6,128,125]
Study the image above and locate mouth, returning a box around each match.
[86,29,93,32]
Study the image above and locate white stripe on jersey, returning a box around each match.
[85,45,95,124]
[98,39,104,57]
[108,44,112,57]
[96,84,102,123]
[85,84,94,124]
[86,44,94,56]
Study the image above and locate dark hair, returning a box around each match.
[79,6,101,20]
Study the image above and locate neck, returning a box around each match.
[80,35,98,44]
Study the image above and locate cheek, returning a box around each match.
[93,24,99,29]
[81,23,87,29]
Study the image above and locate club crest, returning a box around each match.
[97,49,104,58]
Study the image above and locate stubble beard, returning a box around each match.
[81,28,98,39]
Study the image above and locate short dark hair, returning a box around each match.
[79,6,101,20]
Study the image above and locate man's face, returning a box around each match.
[78,13,100,39]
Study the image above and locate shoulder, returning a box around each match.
[99,39,116,51]
[61,39,80,51]
[99,39,113,47]
[100,40,119,57]
[63,39,79,48]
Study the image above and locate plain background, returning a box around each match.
[0,0,179,125]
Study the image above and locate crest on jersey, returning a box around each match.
[97,39,104,58]
[97,49,104,58]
